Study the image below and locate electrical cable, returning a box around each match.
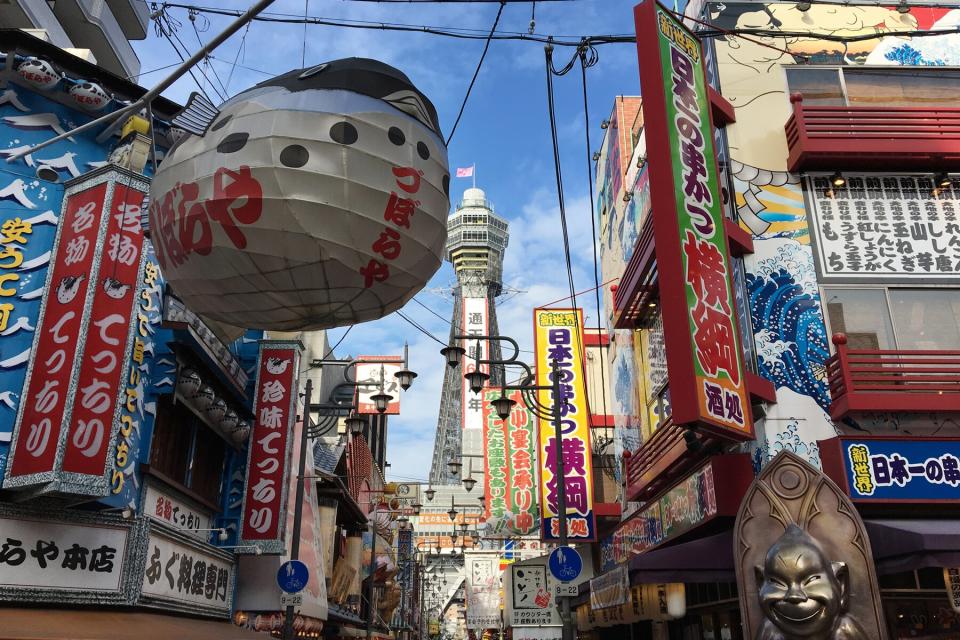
[411,297,536,354]
[189,7,231,99]
[225,23,250,92]
[170,15,229,101]
[444,0,505,146]
[152,9,220,103]
[396,309,448,346]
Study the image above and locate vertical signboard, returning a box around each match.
[355,356,402,415]
[462,296,489,430]
[633,0,751,440]
[466,551,501,629]
[482,388,539,537]
[5,168,150,494]
[533,308,596,542]
[61,180,147,493]
[239,340,302,553]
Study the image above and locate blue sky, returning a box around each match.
[132,0,643,483]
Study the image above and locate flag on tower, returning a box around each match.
[456,166,475,178]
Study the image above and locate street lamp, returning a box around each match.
[425,486,436,501]
[447,497,458,522]
[440,345,465,368]
[411,501,423,515]
[464,369,489,394]
[462,475,476,492]
[395,368,418,391]
[491,393,516,421]
[370,391,394,414]
[446,459,462,476]
[345,413,367,436]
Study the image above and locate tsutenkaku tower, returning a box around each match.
[429,187,509,484]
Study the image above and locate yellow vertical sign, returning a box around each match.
[533,308,597,542]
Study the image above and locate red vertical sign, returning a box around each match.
[7,182,108,479]
[239,340,302,553]
[62,184,145,479]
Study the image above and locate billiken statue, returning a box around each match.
[755,525,869,640]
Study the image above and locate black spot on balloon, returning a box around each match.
[388,126,405,146]
[442,174,450,197]
[417,141,430,160]
[210,114,232,131]
[330,121,358,145]
[217,132,248,153]
[280,144,309,168]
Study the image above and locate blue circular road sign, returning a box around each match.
[548,547,582,583]
[277,560,310,594]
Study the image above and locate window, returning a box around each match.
[150,395,228,506]
[824,287,960,351]
[786,66,960,108]
[785,67,845,106]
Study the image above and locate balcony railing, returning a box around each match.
[785,94,960,172]
[826,333,960,420]
[623,418,712,503]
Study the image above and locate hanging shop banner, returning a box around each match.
[590,565,630,610]
[465,551,500,629]
[462,296,489,430]
[598,454,751,572]
[4,167,150,494]
[633,0,750,440]
[819,437,960,502]
[144,483,213,539]
[806,175,960,283]
[945,568,960,614]
[533,308,596,542]
[508,563,559,626]
[239,340,303,553]
[140,527,235,618]
[355,356,402,415]
[482,388,539,537]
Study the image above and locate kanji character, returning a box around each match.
[205,562,218,599]
[145,546,162,584]
[943,455,960,486]
[89,545,116,573]
[683,230,729,312]
[392,166,422,194]
[725,390,744,424]
[0,538,26,566]
[216,567,230,601]
[70,202,96,234]
[30,539,59,568]
[177,554,193,592]
[889,454,910,486]
[544,438,587,476]
[1,217,32,244]
[383,192,417,229]
[191,560,207,595]
[107,232,139,266]
[704,382,723,417]
[564,476,590,513]
[63,236,90,266]
[372,227,402,260]
[261,380,285,403]
[692,301,740,386]
[113,203,143,233]
[61,543,90,571]
[259,405,284,428]
[359,258,390,287]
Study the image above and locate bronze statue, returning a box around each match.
[734,452,887,639]
[755,525,868,640]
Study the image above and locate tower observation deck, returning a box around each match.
[429,188,510,484]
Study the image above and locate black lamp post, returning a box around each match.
[440,333,577,640]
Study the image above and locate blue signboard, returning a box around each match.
[548,547,582,583]
[841,439,960,501]
[277,560,309,593]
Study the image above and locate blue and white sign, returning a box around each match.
[843,439,960,501]
[277,560,309,594]
[548,547,582,583]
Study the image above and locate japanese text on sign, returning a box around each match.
[240,342,301,551]
[809,176,960,281]
[534,308,596,542]
[843,441,960,501]
[482,389,539,537]
[0,217,34,333]
[462,297,489,430]
[141,532,233,614]
[359,166,422,288]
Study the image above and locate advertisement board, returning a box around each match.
[465,551,500,629]
[355,356,402,415]
[633,0,751,440]
[482,388,539,537]
[533,308,596,542]
[462,296,489,430]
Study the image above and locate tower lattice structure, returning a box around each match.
[429,187,509,485]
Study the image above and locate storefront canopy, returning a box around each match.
[865,519,960,575]
[0,609,265,640]
[628,531,735,583]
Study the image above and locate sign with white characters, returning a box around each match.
[239,340,303,554]
[355,356,402,415]
[0,515,128,592]
[945,568,960,614]
[462,296,489,430]
[807,175,960,283]
[145,484,212,539]
[140,531,234,617]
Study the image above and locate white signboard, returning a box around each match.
[945,568,960,613]
[0,515,128,592]
[141,532,234,615]
[388,482,421,515]
[462,296,489,430]
[807,175,960,282]
[509,564,559,626]
[466,552,500,629]
[145,484,212,538]
[355,357,402,415]
[281,592,304,607]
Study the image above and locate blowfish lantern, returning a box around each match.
[148,58,450,332]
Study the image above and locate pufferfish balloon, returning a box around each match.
[148,58,449,332]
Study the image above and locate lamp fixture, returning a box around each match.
[592,151,600,161]
[600,119,610,129]
[440,345,465,368]
[447,459,462,476]
[459,522,469,533]
[447,496,458,522]
[464,369,489,394]
[491,393,516,421]
[796,0,811,10]
[412,501,423,515]
[463,475,476,492]
[370,392,393,414]
[425,487,436,501]
[830,171,846,187]
[345,414,367,436]
[394,368,417,391]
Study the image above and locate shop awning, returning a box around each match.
[865,519,960,575]
[628,530,735,583]
[0,609,264,640]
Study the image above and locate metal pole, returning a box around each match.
[282,377,313,640]
[367,516,378,640]
[6,0,277,163]
[550,359,573,640]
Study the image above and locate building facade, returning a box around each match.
[591,3,960,639]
